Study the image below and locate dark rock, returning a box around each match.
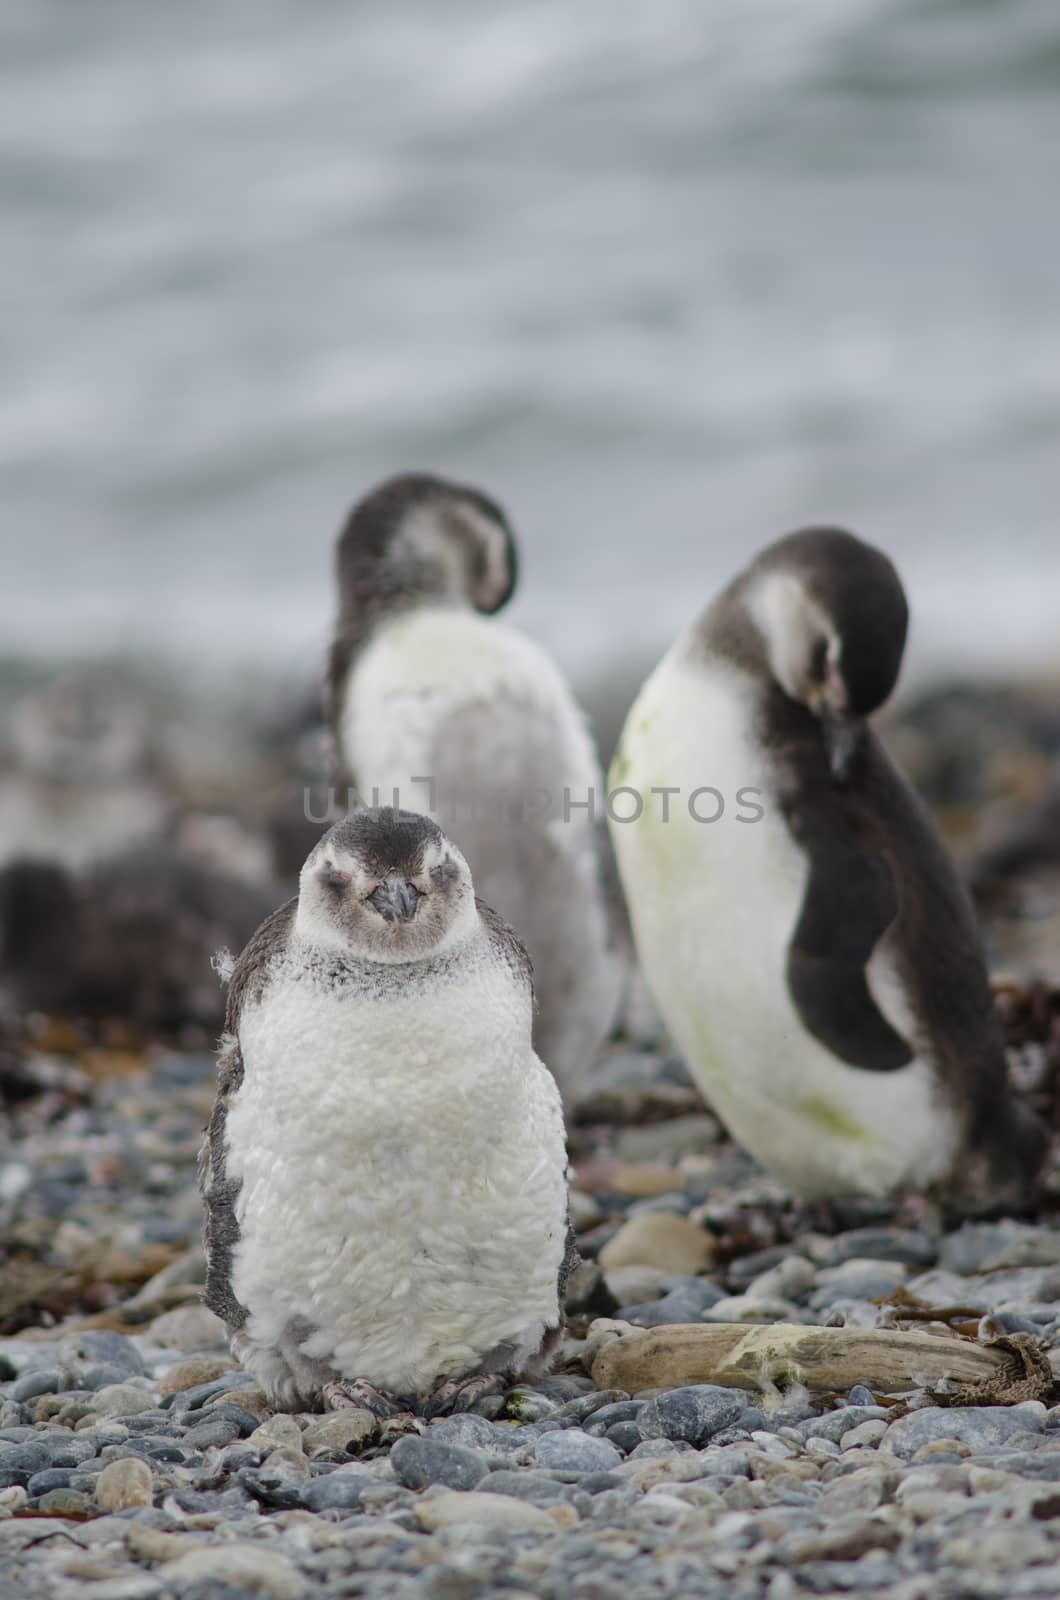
[605,1421,643,1454]
[26,1468,74,1496]
[390,1435,487,1492]
[183,1417,243,1451]
[300,1469,374,1513]
[638,1386,751,1446]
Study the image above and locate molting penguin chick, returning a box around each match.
[610,526,1045,1215]
[325,472,625,1103]
[199,807,574,1416]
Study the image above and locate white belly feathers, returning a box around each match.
[610,645,960,1198]
[223,953,568,1392]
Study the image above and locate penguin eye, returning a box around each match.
[430,859,457,888]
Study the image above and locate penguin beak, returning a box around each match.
[822,710,860,789]
[367,878,422,922]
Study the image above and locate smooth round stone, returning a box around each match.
[390,1434,487,1491]
[10,1369,66,1403]
[823,1229,938,1269]
[639,1386,751,1447]
[95,1456,154,1510]
[26,1468,74,1496]
[884,1406,1044,1460]
[426,1414,512,1452]
[620,1282,726,1327]
[500,1390,558,1423]
[162,1373,256,1412]
[586,1401,642,1434]
[76,1332,146,1378]
[299,1469,373,1513]
[0,1441,51,1475]
[36,1488,90,1514]
[556,1389,630,1423]
[84,1385,158,1419]
[157,1355,236,1397]
[36,1435,99,1468]
[535,1429,622,1475]
[577,1472,625,1494]
[82,1363,137,1392]
[847,1385,877,1407]
[606,1421,643,1454]
[476,1469,572,1505]
[182,1416,242,1451]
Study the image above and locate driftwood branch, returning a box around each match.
[584,1319,1018,1398]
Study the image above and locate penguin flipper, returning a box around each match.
[198,1029,249,1329]
[786,831,914,1072]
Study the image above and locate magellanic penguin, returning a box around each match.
[325,472,625,1103]
[609,527,1046,1214]
[199,807,574,1416]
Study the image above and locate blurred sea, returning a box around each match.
[2,0,1059,702]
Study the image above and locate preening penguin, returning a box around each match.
[325,472,624,1102]
[199,807,574,1415]
[609,527,1045,1214]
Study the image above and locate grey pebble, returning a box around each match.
[0,1440,52,1474]
[77,1332,146,1377]
[300,1469,375,1512]
[162,1373,257,1412]
[534,1429,622,1475]
[83,1363,139,1391]
[182,1416,243,1451]
[885,1406,1045,1459]
[638,1385,751,1446]
[605,1421,643,1454]
[585,1401,642,1434]
[26,1468,74,1496]
[823,1228,938,1268]
[477,1469,573,1505]
[389,1434,487,1491]
[619,1283,726,1326]
[10,1368,67,1402]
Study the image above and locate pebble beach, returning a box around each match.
[3,973,1060,1600]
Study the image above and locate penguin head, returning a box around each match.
[746,527,908,786]
[296,806,477,962]
[335,472,518,620]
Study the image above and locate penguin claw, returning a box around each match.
[423,1373,506,1420]
[323,1379,409,1418]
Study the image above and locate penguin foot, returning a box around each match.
[423,1373,506,1420]
[323,1379,410,1418]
